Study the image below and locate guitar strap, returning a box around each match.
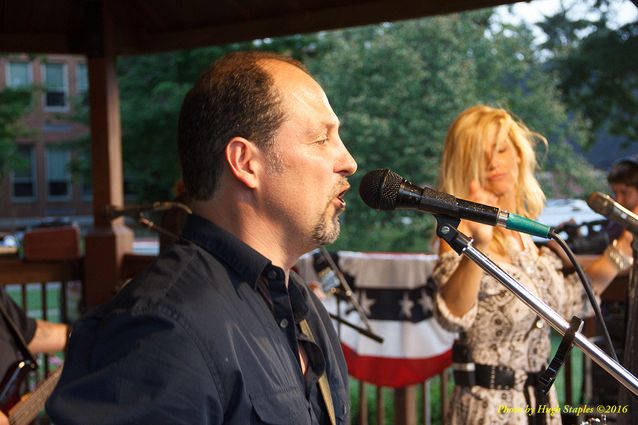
[0,297,37,365]
[299,319,336,425]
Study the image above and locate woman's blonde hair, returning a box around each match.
[437,105,546,254]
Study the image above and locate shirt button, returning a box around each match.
[279,318,289,328]
[267,270,278,280]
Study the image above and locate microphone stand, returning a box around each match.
[433,214,638,399]
[135,215,180,241]
[319,247,384,344]
[106,202,192,244]
[618,236,638,424]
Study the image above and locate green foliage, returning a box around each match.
[538,0,638,145]
[74,6,611,252]
[117,49,221,201]
[113,36,328,202]
[0,87,32,177]
[307,15,485,252]
[65,95,91,187]
[308,11,602,252]
[556,22,638,142]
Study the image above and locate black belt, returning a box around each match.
[452,341,542,390]
[454,363,547,425]
[454,363,507,389]
[451,340,548,425]
[454,362,543,390]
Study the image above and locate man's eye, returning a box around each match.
[315,138,328,145]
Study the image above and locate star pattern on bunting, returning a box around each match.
[348,283,435,322]
[358,290,376,317]
[418,290,433,313]
[398,292,415,319]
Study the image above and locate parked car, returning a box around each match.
[0,232,19,255]
[536,198,609,254]
[537,198,605,228]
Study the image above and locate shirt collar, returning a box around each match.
[181,213,271,288]
[288,271,310,322]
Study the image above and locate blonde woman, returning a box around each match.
[432,105,631,424]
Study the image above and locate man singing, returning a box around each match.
[47,51,357,425]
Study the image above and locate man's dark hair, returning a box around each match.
[177,51,308,201]
[607,155,638,189]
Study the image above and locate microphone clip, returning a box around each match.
[434,214,470,255]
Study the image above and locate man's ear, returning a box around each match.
[225,137,262,189]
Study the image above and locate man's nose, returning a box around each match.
[335,140,357,176]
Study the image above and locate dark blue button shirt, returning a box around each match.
[47,214,349,424]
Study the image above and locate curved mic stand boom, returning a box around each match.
[318,246,384,344]
[434,214,638,399]
[105,202,192,242]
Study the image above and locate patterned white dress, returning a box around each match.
[432,236,592,425]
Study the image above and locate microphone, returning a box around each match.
[313,250,341,292]
[587,192,638,234]
[358,168,553,239]
[105,202,179,220]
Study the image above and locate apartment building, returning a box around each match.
[0,54,91,231]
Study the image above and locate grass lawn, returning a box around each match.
[5,282,82,323]
[349,375,449,424]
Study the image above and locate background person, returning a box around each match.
[0,287,68,425]
[554,155,638,254]
[585,155,638,407]
[431,104,631,425]
[47,51,357,425]
[604,155,638,241]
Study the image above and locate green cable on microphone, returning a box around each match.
[505,213,552,239]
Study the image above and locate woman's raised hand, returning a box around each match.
[458,180,498,250]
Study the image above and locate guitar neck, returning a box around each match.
[8,366,63,425]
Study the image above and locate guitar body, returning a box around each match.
[0,360,35,415]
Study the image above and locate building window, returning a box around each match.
[41,63,68,111]
[5,61,32,88]
[11,145,36,202]
[76,63,88,106]
[46,147,71,200]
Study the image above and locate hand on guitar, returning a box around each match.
[1,366,63,425]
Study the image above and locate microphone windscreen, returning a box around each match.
[587,192,614,216]
[359,169,403,210]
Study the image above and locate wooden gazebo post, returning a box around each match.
[83,0,133,307]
